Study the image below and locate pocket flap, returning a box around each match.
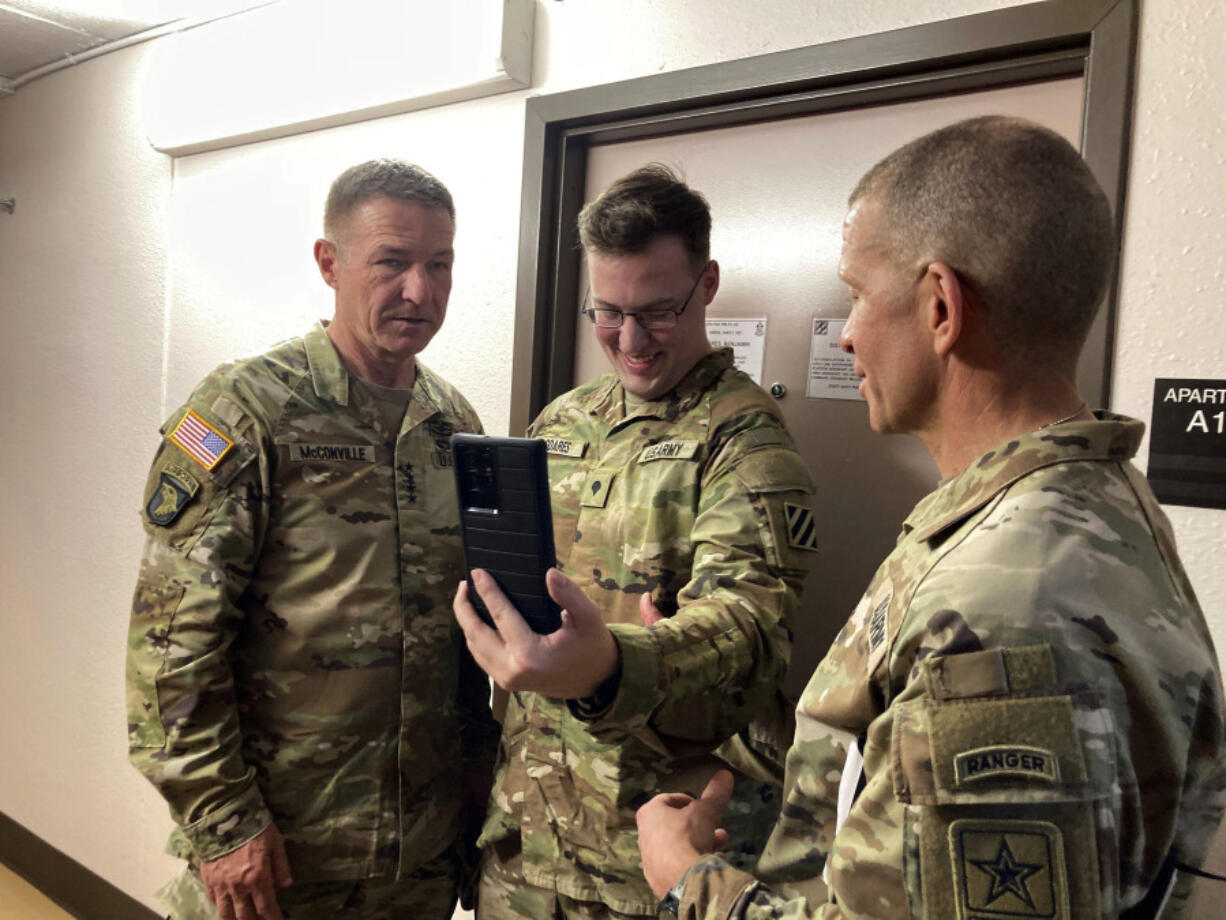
[894,696,1091,805]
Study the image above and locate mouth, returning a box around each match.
[620,353,660,372]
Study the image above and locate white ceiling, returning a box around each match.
[0,1,266,88]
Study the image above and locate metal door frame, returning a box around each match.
[508,0,1137,433]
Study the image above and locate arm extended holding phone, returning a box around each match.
[451,435,627,700]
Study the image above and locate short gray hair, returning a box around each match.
[852,115,1114,368]
[324,159,455,244]
[578,164,711,270]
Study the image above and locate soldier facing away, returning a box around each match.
[454,164,820,917]
[635,116,1226,918]
[126,160,499,920]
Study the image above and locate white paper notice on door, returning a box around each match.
[807,318,863,400]
[706,317,767,384]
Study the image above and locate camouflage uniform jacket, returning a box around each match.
[126,321,499,882]
[483,349,818,914]
[674,413,1226,919]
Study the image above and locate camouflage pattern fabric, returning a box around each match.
[481,349,819,915]
[158,848,459,919]
[672,413,1226,919]
[478,844,672,920]
[127,321,499,887]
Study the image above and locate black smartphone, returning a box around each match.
[451,434,562,634]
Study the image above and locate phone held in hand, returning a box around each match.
[451,434,562,634]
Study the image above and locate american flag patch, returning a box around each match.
[785,502,818,551]
[169,410,234,470]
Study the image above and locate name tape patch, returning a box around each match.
[955,745,1060,785]
[169,410,234,471]
[639,440,700,463]
[289,443,376,463]
[543,438,587,458]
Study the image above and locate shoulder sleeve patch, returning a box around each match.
[949,818,1070,919]
[784,502,819,552]
[145,464,200,526]
[168,409,234,470]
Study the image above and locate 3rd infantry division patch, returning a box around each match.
[785,502,819,551]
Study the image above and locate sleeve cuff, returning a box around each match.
[676,853,761,920]
[180,783,274,862]
[571,622,660,733]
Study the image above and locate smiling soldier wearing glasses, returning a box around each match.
[454,164,819,918]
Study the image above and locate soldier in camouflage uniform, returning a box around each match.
[127,160,499,920]
[454,165,818,917]
[636,117,1226,918]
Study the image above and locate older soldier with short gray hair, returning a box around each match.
[636,116,1226,918]
[126,159,498,920]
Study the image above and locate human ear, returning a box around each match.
[313,238,339,289]
[922,261,964,357]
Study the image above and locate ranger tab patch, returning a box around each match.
[784,502,819,551]
[955,745,1060,785]
[169,410,234,470]
[146,464,199,526]
[949,818,1068,919]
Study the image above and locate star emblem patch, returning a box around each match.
[949,819,1068,918]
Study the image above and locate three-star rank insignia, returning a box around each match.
[146,464,200,526]
[784,502,819,552]
[949,819,1069,918]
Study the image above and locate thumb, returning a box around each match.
[639,593,665,627]
[700,769,735,815]
[269,831,293,888]
[546,568,597,628]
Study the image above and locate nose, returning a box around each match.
[400,264,430,304]
[839,314,856,354]
[618,314,651,352]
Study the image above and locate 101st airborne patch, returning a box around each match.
[949,818,1069,919]
[146,464,199,526]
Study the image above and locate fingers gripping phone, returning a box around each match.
[451,434,562,634]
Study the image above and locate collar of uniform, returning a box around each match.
[304,320,351,406]
[406,360,445,420]
[590,348,734,423]
[904,411,1144,544]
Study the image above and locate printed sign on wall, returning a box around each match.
[807,318,862,400]
[706,317,767,384]
[1146,378,1226,509]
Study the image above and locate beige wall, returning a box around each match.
[0,0,1222,911]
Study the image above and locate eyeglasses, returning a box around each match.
[581,261,710,330]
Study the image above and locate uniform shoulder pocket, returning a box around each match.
[729,441,813,495]
[892,644,1106,920]
[140,405,257,550]
[727,447,818,567]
